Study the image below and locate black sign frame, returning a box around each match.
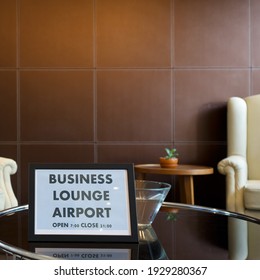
[28,163,138,243]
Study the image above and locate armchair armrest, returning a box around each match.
[0,157,18,210]
[218,155,247,213]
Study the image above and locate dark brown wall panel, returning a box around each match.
[0,0,17,67]
[0,0,255,209]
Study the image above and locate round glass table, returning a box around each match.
[0,203,260,260]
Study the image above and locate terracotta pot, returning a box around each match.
[159,157,178,168]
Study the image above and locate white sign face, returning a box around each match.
[29,164,138,243]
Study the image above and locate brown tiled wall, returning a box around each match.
[0,0,257,208]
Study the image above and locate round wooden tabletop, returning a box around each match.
[134,164,214,176]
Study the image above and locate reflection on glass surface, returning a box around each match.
[138,226,168,260]
[160,202,260,260]
[30,227,168,260]
[32,244,135,260]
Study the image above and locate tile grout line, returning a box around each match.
[16,0,22,205]
[93,0,98,162]
[171,0,175,146]
[16,0,23,248]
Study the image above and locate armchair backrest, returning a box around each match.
[228,95,260,180]
[227,97,247,157]
[245,95,260,179]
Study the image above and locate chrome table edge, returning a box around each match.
[0,204,55,260]
[0,204,28,217]
[162,202,260,224]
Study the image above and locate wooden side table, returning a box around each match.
[134,164,214,205]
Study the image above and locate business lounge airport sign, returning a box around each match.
[29,164,138,242]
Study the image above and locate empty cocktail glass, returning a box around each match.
[135,180,171,228]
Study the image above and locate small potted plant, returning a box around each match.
[160,147,179,168]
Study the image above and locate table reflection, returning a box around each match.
[138,226,168,260]
[28,226,168,260]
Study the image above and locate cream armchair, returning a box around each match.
[0,157,18,211]
[218,95,260,259]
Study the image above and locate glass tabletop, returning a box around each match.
[0,203,260,260]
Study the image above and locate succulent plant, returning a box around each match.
[164,148,179,159]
